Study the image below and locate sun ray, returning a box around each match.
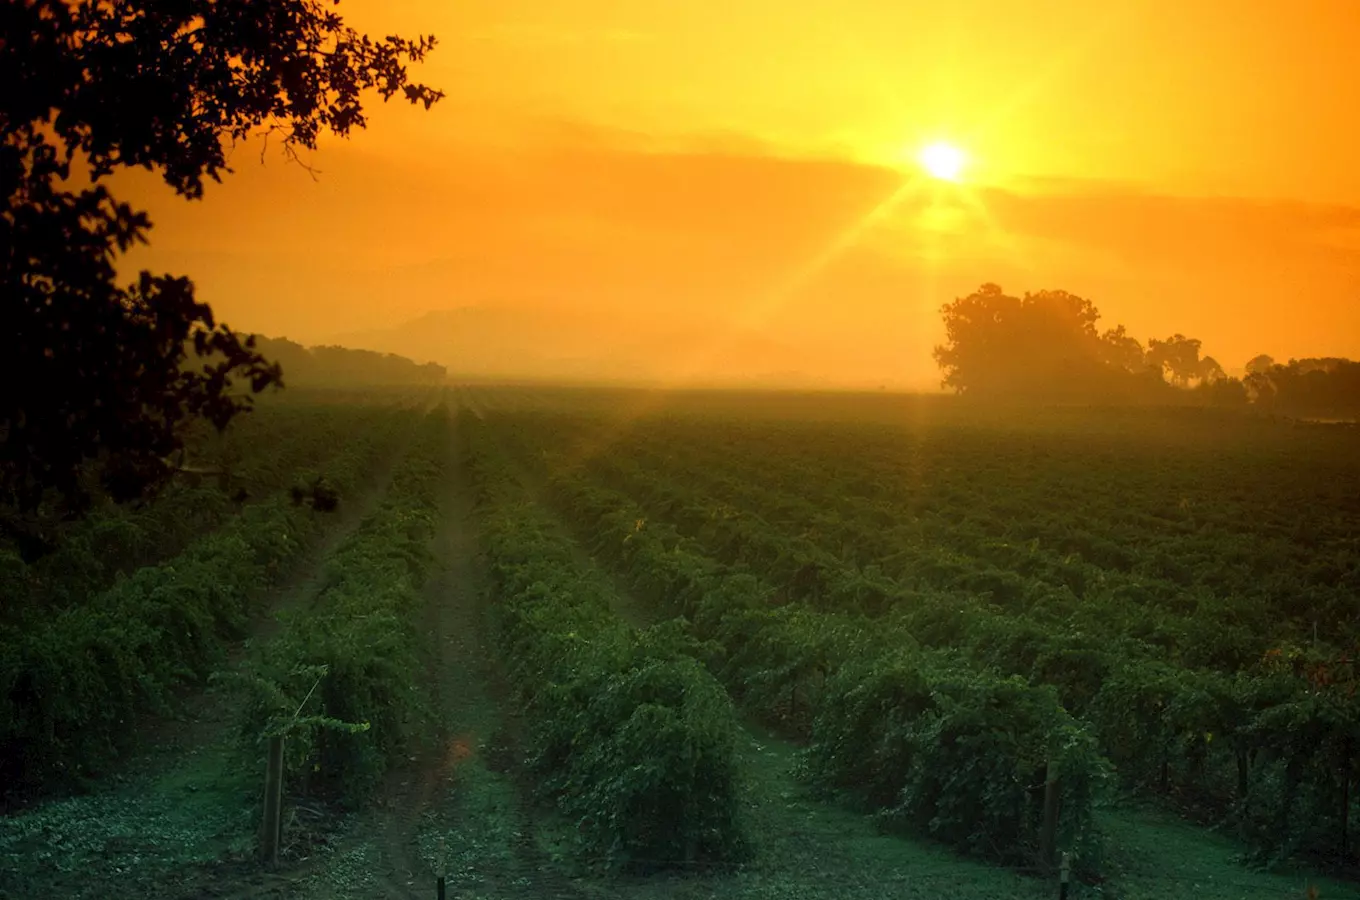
[950,187,1033,273]
[548,171,939,471]
[545,6,1136,471]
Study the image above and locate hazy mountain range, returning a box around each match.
[329,304,867,388]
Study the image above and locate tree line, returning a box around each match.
[935,284,1359,417]
[249,336,447,388]
[1243,355,1360,419]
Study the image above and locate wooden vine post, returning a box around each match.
[261,670,325,865]
[262,734,285,866]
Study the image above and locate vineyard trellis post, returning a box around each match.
[260,670,325,865]
[262,734,285,866]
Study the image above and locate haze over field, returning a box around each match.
[115,0,1360,388]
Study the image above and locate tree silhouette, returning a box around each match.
[1097,324,1148,373]
[1198,356,1227,383]
[1,0,442,531]
[1244,358,1360,418]
[1194,375,1247,407]
[1146,335,1208,388]
[935,284,1168,398]
[1245,354,1276,376]
[252,336,447,386]
[934,284,1099,394]
[933,285,1243,403]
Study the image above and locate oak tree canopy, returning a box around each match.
[1,0,442,537]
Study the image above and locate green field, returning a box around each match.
[3,386,1358,900]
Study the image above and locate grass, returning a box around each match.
[1099,805,1359,900]
[0,685,257,900]
[10,699,1354,900]
[691,723,1052,900]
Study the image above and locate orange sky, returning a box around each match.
[119,0,1360,388]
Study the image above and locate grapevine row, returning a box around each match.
[521,445,1107,869]
[0,405,417,791]
[235,405,450,801]
[461,412,749,869]
[515,416,1358,864]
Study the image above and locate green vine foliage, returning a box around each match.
[806,651,1108,866]
[235,408,448,803]
[0,405,410,793]
[486,407,1360,868]
[215,663,372,788]
[531,467,1109,868]
[466,418,749,869]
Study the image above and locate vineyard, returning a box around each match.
[3,386,1359,899]
[448,389,1360,896]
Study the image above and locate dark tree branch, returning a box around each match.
[1,0,442,538]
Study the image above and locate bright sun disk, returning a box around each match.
[919,142,967,182]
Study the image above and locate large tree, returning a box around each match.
[934,283,1159,397]
[1097,324,1148,373]
[1245,354,1276,376]
[934,284,1092,394]
[1,0,442,534]
[1146,334,1209,388]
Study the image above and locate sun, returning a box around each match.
[918,141,967,182]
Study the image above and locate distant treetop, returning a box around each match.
[935,284,1166,400]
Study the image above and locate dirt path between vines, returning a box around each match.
[366,411,492,898]
[289,410,591,900]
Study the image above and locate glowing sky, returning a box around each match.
[119,0,1360,387]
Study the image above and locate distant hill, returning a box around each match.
[330,304,833,388]
[251,335,447,387]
